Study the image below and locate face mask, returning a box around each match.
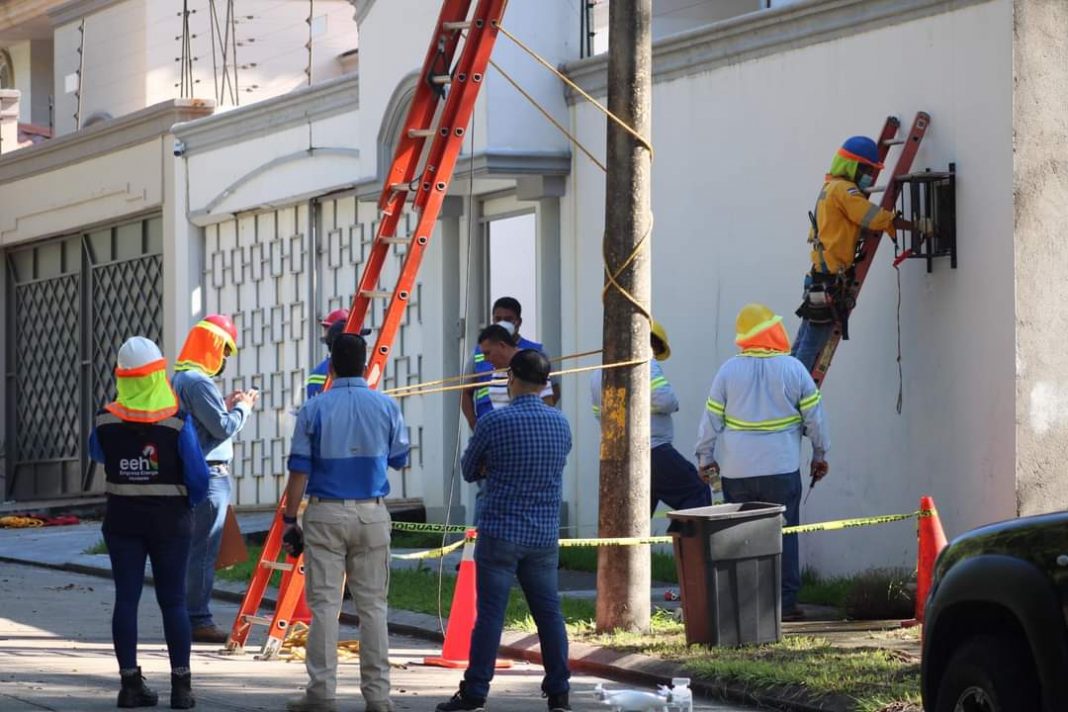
[857,173,874,191]
[495,320,516,336]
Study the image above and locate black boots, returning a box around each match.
[170,670,195,709]
[116,668,194,709]
[117,667,159,708]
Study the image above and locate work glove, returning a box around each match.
[282,524,304,558]
[810,459,829,483]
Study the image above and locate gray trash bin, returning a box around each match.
[668,502,785,646]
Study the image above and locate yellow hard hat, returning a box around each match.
[650,320,671,361]
[735,303,779,343]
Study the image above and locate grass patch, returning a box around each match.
[215,544,285,587]
[575,623,920,712]
[388,567,596,634]
[84,539,108,555]
[558,546,679,584]
[843,568,915,620]
[798,567,851,608]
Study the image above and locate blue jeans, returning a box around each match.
[186,471,231,628]
[721,471,802,610]
[651,444,712,515]
[792,318,834,373]
[465,535,570,700]
[105,513,192,670]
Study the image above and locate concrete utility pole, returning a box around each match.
[596,0,653,633]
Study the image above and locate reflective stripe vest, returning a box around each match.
[306,357,330,399]
[93,412,188,498]
[809,178,896,274]
[472,336,543,419]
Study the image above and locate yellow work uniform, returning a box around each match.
[809,177,896,274]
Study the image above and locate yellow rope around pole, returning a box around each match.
[489,58,606,172]
[495,22,654,159]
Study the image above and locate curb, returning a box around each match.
[0,555,848,712]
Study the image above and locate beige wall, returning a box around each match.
[1013,0,1068,516]
[2,38,54,126]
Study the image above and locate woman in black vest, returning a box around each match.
[88,337,210,709]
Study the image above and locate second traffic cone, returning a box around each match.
[424,530,511,669]
[903,495,948,627]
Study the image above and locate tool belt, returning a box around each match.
[796,269,856,340]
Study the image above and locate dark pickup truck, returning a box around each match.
[921,511,1068,712]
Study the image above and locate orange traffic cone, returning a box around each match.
[424,530,511,669]
[902,495,948,627]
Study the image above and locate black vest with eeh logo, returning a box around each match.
[94,412,188,498]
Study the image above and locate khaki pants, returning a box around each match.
[302,499,391,706]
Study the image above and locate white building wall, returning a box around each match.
[564,0,1015,574]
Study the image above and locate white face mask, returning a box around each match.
[495,320,517,336]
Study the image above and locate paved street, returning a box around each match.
[0,562,754,711]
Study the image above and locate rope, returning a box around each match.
[488,57,605,172]
[383,347,604,397]
[490,21,655,331]
[0,516,44,528]
[893,237,904,415]
[386,355,649,399]
[495,23,654,158]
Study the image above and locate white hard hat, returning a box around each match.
[117,336,164,370]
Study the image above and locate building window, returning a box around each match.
[0,49,13,89]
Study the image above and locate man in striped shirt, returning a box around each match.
[696,303,829,621]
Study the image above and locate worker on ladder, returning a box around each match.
[793,136,912,372]
[306,309,349,399]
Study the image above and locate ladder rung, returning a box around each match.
[243,615,273,626]
[881,138,906,146]
[430,74,452,85]
[379,236,411,245]
[442,21,471,31]
[407,128,435,138]
[259,561,293,572]
[865,185,888,194]
[360,290,393,299]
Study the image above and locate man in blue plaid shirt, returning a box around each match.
[438,350,573,712]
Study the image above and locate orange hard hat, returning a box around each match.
[202,313,239,351]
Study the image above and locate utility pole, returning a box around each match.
[596,0,652,633]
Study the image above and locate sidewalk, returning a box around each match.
[0,514,920,712]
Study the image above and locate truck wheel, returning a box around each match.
[935,635,1039,712]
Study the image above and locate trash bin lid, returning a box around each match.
[666,501,785,520]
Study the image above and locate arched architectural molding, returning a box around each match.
[375,70,420,183]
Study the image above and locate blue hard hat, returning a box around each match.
[839,136,881,166]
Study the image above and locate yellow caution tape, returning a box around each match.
[390,538,468,561]
[392,521,470,534]
[782,510,920,535]
[387,510,926,553]
[559,535,672,547]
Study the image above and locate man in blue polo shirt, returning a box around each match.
[280,333,409,712]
